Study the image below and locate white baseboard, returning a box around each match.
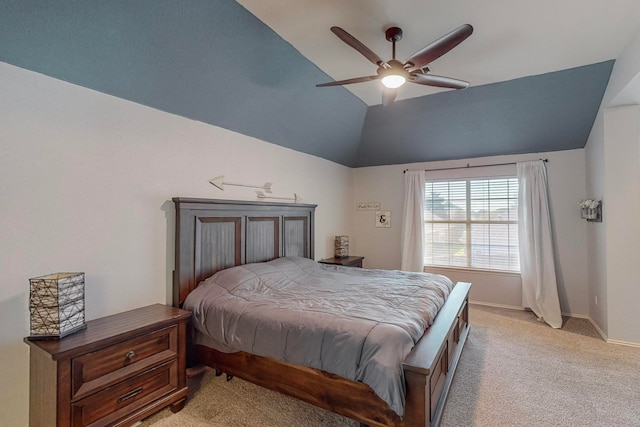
[606,338,640,348]
[562,311,589,319]
[587,317,608,342]
[592,323,640,347]
[469,301,640,347]
[585,317,640,347]
[469,300,524,311]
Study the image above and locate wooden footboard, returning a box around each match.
[402,281,471,426]
[193,282,470,427]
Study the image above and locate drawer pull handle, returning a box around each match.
[125,350,136,360]
[117,387,143,403]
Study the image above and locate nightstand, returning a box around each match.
[319,256,365,268]
[24,304,191,427]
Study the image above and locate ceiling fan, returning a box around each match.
[316,24,474,106]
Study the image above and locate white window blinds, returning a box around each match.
[424,177,520,272]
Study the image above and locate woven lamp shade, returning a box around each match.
[334,235,349,258]
[29,272,86,339]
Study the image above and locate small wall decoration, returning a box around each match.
[376,211,391,228]
[210,175,272,193]
[29,272,86,339]
[578,199,602,222]
[356,202,381,210]
[256,190,302,203]
[334,235,349,257]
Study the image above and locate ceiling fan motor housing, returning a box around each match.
[385,27,403,42]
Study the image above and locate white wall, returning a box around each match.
[585,26,640,343]
[603,105,640,344]
[352,149,589,316]
[584,111,608,334]
[0,62,354,426]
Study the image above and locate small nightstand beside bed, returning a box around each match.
[24,304,190,427]
[172,198,470,427]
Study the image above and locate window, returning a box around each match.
[424,177,520,272]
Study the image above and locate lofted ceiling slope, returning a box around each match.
[1,1,635,167]
[356,61,614,167]
[0,0,367,166]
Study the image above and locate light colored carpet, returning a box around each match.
[142,305,640,426]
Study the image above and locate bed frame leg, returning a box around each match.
[215,369,222,377]
[226,374,234,381]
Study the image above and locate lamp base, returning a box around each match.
[28,323,87,340]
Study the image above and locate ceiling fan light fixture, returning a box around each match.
[381,74,406,88]
[317,24,473,105]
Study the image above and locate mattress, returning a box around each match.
[184,256,453,415]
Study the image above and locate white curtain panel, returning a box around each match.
[401,170,426,272]
[517,160,563,328]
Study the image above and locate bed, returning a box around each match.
[172,197,470,427]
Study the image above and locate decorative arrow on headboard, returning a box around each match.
[209,176,272,193]
[256,190,302,203]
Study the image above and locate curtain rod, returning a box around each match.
[403,158,548,173]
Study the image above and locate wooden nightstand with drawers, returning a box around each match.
[24,304,191,427]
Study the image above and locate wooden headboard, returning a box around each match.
[172,198,317,307]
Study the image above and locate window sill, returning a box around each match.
[423,265,521,278]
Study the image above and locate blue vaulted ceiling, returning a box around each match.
[0,1,613,168]
[357,61,614,166]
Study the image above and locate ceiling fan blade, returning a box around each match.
[404,24,473,71]
[382,88,398,106]
[316,75,379,87]
[410,73,469,89]
[331,26,386,67]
